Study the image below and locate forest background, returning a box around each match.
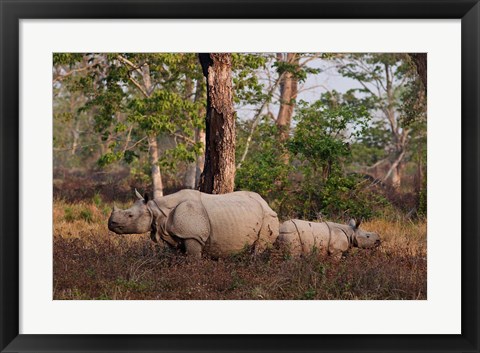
[52,53,427,300]
[53,53,426,221]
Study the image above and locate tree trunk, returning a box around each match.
[184,78,206,189]
[148,135,163,199]
[384,149,406,189]
[183,77,198,189]
[139,63,164,198]
[183,128,206,189]
[410,53,427,94]
[384,62,406,189]
[69,94,81,155]
[390,165,402,189]
[276,53,299,143]
[415,149,423,194]
[184,163,197,189]
[195,128,206,188]
[71,119,80,155]
[198,53,236,194]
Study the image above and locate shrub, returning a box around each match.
[64,206,75,222]
[79,209,93,223]
[92,192,103,207]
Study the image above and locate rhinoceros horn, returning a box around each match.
[112,203,119,212]
[135,188,144,200]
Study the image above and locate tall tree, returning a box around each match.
[235,53,321,168]
[276,53,300,143]
[184,78,206,189]
[122,57,164,198]
[337,54,421,189]
[409,53,427,94]
[198,53,236,194]
[53,53,204,197]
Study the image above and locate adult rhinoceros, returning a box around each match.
[275,219,380,259]
[108,189,279,258]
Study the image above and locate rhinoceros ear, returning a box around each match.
[143,193,150,202]
[348,219,357,229]
[356,219,362,228]
[135,188,144,200]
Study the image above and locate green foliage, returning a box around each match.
[235,119,291,206]
[160,142,198,171]
[97,151,123,167]
[335,53,426,155]
[54,53,205,172]
[54,52,426,221]
[232,53,269,105]
[283,93,386,220]
[92,192,103,207]
[53,53,85,66]
[64,207,75,222]
[302,288,317,299]
[79,209,93,223]
[350,120,391,166]
[236,92,388,221]
[417,175,427,217]
[273,54,321,83]
[115,278,152,293]
[289,92,370,175]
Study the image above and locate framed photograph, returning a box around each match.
[1,0,479,352]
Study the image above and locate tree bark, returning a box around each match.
[384,62,407,189]
[183,78,198,189]
[71,119,80,156]
[148,135,163,199]
[409,53,427,94]
[198,53,236,194]
[184,128,206,189]
[384,149,405,189]
[69,94,81,156]
[276,53,299,143]
[184,162,197,189]
[195,128,206,188]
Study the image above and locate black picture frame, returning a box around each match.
[1,1,479,352]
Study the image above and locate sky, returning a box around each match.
[235,56,362,122]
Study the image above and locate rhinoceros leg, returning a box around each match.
[328,228,349,260]
[184,238,203,258]
[165,200,210,248]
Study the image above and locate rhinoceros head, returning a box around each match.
[348,219,381,248]
[108,189,152,234]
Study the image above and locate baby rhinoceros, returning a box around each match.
[276,219,380,259]
[108,189,279,258]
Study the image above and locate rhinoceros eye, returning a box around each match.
[128,214,133,218]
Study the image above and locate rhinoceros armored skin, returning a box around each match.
[276,219,380,258]
[108,189,279,258]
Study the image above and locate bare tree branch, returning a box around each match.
[116,55,144,77]
[128,76,149,98]
[125,136,148,151]
[172,132,196,145]
[53,64,94,83]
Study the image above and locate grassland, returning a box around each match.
[53,199,427,300]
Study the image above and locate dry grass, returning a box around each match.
[53,200,427,300]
